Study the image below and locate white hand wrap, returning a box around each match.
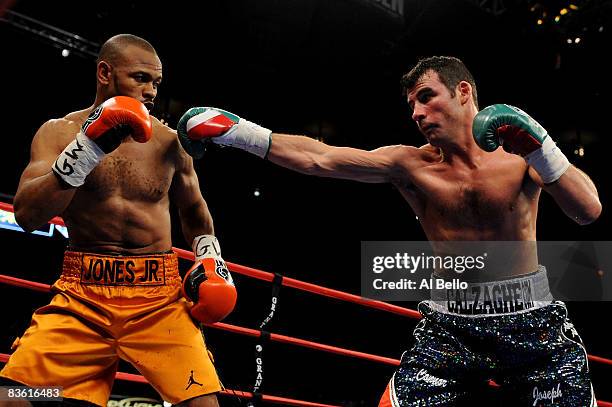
[52,131,106,187]
[524,136,571,184]
[192,235,222,262]
[214,118,272,158]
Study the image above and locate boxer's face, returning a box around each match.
[406,70,464,146]
[100,45,162,111]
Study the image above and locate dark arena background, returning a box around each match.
[1,0,611,406]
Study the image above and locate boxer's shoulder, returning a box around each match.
[417,143,440,156]
[150,116,179,143]
[148,116,194,167]
[373,144,422,160]
[33,110,85,147]
[61,108,91,127]
[392,143,443,168]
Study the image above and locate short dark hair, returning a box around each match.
[401,56,478,109]
[96,34,157,65]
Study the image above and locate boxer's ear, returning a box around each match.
[458,81,472,106]
[97,61,112,86]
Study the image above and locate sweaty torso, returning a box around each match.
[392,145,541,277]
[59,109,178,254]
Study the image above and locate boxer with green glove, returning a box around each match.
[177,55,602,406]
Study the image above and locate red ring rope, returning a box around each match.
[0,353,339,407]
[174,247,421,319]
[0,274,399,366]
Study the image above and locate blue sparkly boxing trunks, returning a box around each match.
[379,267,597,407]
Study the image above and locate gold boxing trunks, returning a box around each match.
[0,251,221,406]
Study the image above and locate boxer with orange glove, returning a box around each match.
[2,34,225,407]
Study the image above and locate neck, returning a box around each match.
[93,87,114,110]
[441,139,487,168]
[92,92,107,110]
[439,110,485,167]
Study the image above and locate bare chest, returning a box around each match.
[82,141,173,201]
[404,157,531,228]
[430,177,518,225]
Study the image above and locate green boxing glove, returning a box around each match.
[177,107,271,159]
[473,104,570,184]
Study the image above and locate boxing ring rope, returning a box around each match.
[0,353,339,407]
[1,201,612,406]
[0,274,612,372]
[0,273,400,367]
[589,354,612,366]
[0,200,419,319]
[3,272,612,398]
[174,247,422,319]
[0,273,51,293]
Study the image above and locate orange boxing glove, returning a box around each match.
[182,235,237,324]
[53,96,152,187]
[82,96,152,148]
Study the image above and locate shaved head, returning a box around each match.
[94,34,162,105]
[97,34,157,66]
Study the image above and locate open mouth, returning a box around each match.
[144,101,154,111]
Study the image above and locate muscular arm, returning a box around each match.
[530,165,602,225]
[14,120,79,232]
[170,134,214,244]
[268,133,412,183]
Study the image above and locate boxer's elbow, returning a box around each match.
[14,209,39,232]
[574,199,602,225]
[13,201,44,233]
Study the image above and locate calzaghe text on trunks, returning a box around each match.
[446,280,534,315]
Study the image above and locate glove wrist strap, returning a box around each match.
[525,136,570,184]
[228,119,272,159]
[192,234,222,262]
[52,131,106,187]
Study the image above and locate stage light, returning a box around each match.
[573,146,585,157]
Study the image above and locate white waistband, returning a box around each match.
[428,266,554,316]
